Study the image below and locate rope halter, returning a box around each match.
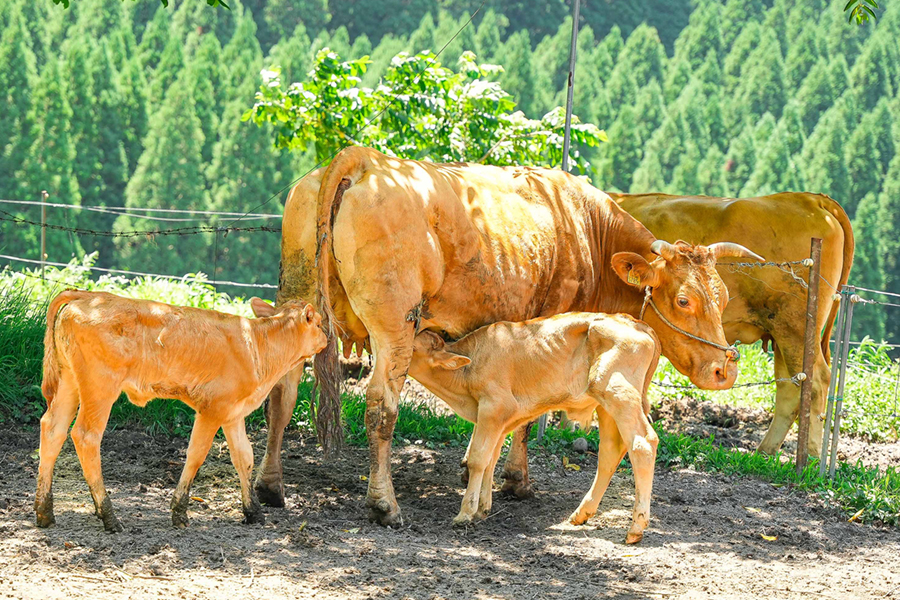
[639,287,741,369]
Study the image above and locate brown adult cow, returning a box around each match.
[255,146,761,526]
[491,192,853,497]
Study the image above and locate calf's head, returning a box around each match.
[612,240,763,390]
[411,331,472,371]
[250,298,328,361]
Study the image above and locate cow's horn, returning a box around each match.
[708,242,765,262]
[650,240,677,261]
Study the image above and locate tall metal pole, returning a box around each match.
[829,287,856,479]
[560,0,581,173]
[820,290,847,477]
[40,190,48,279]
[796,238,822,475]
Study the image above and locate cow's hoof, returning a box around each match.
[172,511,189,529]
[103,516,124,533]
[366,497,403,528]
[568,510,592,526]
[254,478,285,508]
[625,530,644,545]
[242,511,266,525]
[35,511,55,528]
[500,478,535,500]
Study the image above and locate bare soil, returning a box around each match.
[1,419,899,600]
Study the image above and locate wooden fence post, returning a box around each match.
[796,237,822,474]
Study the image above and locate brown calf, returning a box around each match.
[36,290,326,532]
[408,312,660,543]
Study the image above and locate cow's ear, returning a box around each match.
[611,252,660,289]
[433,350,471,371]
[303,304,316,323]
[250,297,276,317]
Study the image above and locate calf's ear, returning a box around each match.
[303,304,316,323]
[433,350,471,371]
[611,252,660,289]
[250,297,276,317]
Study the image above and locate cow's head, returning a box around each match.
[612,240,763,390]
[251,297,328,360]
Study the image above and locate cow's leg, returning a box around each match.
[254,365,303,507]
[363,327,415,527]
[69,389,121,533]
[455,418,503,526]
[171,412,219,528]
[569,406,627,526]
[498,421,535,499]
[758,340,812,456]
[34,371,79,528]
[223,418,265,525]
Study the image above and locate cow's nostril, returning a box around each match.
[714,367,727,382]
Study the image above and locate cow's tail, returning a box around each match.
[41,289,83,405]
[822,197,855,364]
[313,146,370,456]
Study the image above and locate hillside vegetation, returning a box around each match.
[1,0,899,338]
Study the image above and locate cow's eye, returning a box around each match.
[677,297,690,308]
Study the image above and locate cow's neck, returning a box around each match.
[585,199,656,319]
[250,316,303,386]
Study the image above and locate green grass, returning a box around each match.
[1,259,898,526]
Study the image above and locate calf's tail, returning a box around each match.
[41,289,84,405]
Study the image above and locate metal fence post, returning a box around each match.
[828,286,856,479]
[796,238,822,474]
[40,190,48,278]
[820,288,847,477]
[560,0,581,173]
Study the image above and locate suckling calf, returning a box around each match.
[409,312,660,543]
[36,290,326,532]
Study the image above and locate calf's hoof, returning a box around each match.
[242,510,266,525]
[625,530,644,545]
[103,516,125,533]
[254,477,286,508]
[500,478,535,500]
[172,510,190,529]
[452,513,476,527]
[35,511,55,528]
[366,497,403,528]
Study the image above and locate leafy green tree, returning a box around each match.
[433,11,477,70]
[220,14,263,98]
[673,81,712,155]
[852,192,886,341]
[361,33,407,88]
[530,18,571,115]
[0,2,37,200]
[871,98,895,175]
[828,54,851,101]
[15,57,83,261]
[246,49,606,173]
[704,92,726,152]
[116,80,211,275]
[408,13,435,55]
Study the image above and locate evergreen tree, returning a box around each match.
[221,14,264,98]
[630,151,667,193]
[74,0,126,40]
[705,92,726,152]
[723,124,756,196]
[871,99,895,175]
[674,80,711,155]
[138,3,170,71]
[148,34,185,109]
[617,24,666,86]
[849,33,894,112]
[116,80,211,275]
[261,0,329,53]
[434,10,477,67]
[589,88,614,133]
[605,105,643,192]
[495,30,535,117]
[186,34,223,164]
[663,55,692,105]
[633,80,666,145]
[607,64,638,111]
[846,114,883,217]
[349,33,372,60]
[408,12,435,54]
[794,59,834,135]
[530,18,570,114]
[737,29,786,121]
[672,0,722,71]
[722,22,761,94]
[475,9,506,61]
[15,57,83,261]
[117,55,149,175]
[0,3,37,200]
[361,33,408,87]
[266,22,312,85]
[670,141,701,194]
[599,24,624,61]
[779,101,806,157]
[783,26,820,90]
[800,102,850,207]
[696,146,727,197]
[720,0,765,48]
[741,123,801,197]
[853,192,886,341]
[877,155,900,341]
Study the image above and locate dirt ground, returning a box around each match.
[1,413,899,600]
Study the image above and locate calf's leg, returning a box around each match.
[171,412,220,528]
[615,410,658,544]
[476,432,508,518]
[223,418,265,524]
[569,406,627,527]
[254,365,303,507]
[34,372,79,528]
[69,389,121,533]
